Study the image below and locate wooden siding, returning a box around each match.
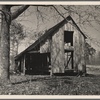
[64,20,86,73]
[51,27,65,73]
[73,24,86,73]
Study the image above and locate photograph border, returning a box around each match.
[0,0,100,99]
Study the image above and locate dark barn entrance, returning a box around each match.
[64,31,74,70]
[25,52,50,75]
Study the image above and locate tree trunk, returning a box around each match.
[0,6,11,84]
[0,5,29,84]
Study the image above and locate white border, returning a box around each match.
[0,95,100,99]
[0,1,100,99]
[0,1,100,5]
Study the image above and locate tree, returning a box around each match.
[10,21,25,72]
[0,5,29,84]
[85,42,96,64]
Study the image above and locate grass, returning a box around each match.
[0,65,100,95]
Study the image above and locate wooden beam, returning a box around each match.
[23,55,26,75]
[72,52,74,69]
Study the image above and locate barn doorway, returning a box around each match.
[64,31,74,70]
[25,52,51,75]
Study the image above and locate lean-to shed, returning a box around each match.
[15,15,87,75]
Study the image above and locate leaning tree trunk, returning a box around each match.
[0,6,11,84]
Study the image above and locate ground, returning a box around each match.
[0,65,100,95]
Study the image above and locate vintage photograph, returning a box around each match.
[0,2,100,96]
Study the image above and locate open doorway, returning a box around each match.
[64,31,74,70]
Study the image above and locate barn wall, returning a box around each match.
[51,27,65,73]
[64,21,74,69]
[40,39,50,53]
[73,25,86,72]
[65,21,86,72]
[39,20,86,74]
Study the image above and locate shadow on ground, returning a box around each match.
[11,69,96,85]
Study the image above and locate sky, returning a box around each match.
[12,5,100,53]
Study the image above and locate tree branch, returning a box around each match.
[52,5,66,20]
[11,5,30,20]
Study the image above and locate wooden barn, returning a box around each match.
[15,15,87,75]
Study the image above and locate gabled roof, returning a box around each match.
[15,15,87,60]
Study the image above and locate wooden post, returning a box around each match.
[71,51,74,69]
[15,60,18,72]
[48,36,52,76]
[23,55,26,75]
[21,55,26,75]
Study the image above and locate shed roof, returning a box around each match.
[15,15,87,60]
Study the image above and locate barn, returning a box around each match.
[15,15,87,75]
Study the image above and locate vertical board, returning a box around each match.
[73,25,86,72]
[51,27,65,73]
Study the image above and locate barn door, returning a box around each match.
[25,52,50,75]
[64,31,74,70]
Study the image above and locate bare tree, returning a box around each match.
[0,5,29,84]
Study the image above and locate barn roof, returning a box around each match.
[15,15,87,60]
